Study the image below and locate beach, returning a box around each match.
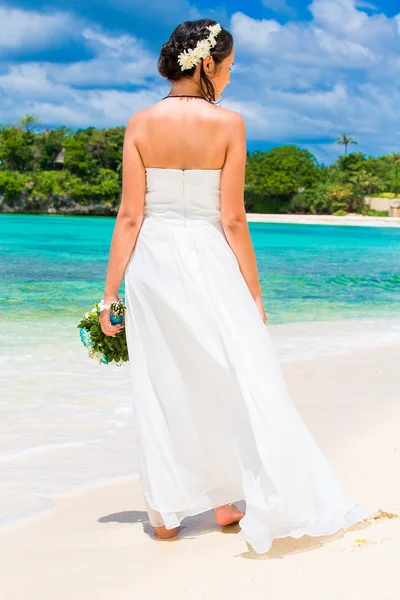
[1,342,399,600]
[3,0,400,590]
[1,214,400,598]
[246,213,400,227]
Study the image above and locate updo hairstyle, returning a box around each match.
[158,19,233,102]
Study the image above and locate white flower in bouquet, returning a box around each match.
[98,299,109,312]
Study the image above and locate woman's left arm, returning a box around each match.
[100,115,145,336]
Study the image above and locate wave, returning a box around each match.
[271,316,400,361]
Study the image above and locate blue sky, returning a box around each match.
[1,0,400,164]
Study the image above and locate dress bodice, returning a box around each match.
[144,168,221,226]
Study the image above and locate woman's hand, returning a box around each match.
[99,296,124,337]
[254,295,267,324]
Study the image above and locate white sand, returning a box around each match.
[246,213,400,227]
[1,344,399,600]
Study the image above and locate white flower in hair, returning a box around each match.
[177,22,222,71]
[207,23,222,37]
[189,47,201,62]
[177,49,195,71]
[196,39,212,58]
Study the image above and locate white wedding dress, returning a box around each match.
[124,167,367,554]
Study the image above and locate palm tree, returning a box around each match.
[335,133,358,155]
[347,169,382,213]
[389,152,400,196]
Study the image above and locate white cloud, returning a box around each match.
[1,1,400,163]
[261,0,296,18]
[231,13,281,52]
[82,28,145,59]
[84,88,166,125]
[0,64,74,101]
[0,6,78,52]
[231,10,378,68]
[309,0,368,33]
[54,29,157,86]
[0,7,165,127]
[355,0,379,10]
[108,0,201,25]
[395,14,400,35]
[228,1,400,162]
[0,83,168,128]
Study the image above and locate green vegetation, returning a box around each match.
[245,147,399,215]
[0,116,124,215]
[0,117,399,215]
[77,301,128,364]
[335,133,358,155]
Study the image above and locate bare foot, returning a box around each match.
[154,525,179,540]
[214,504,245,527]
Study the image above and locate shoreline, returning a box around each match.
[2,212,400,227]
[2,341,400,529]
[2,317,400,532]
[246,213,400,227]
[1,342,399,598]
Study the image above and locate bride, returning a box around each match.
[99,18,367,554]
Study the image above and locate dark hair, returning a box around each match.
[158,19,233,102]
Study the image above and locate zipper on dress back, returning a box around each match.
[182,170,187,227]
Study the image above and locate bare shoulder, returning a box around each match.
[217,108,245,144]
[218,107,245,129]
[126,102,167,133]
[125,107,151,131]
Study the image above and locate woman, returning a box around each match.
[100,19,368,554]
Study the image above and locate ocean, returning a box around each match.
[1,214,400,527]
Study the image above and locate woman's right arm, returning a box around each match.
[220,113,266,323]
[99,114,145,336]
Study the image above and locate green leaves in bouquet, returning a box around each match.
[109,301,125,320]
[77,301,129,363]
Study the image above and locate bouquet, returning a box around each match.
[77,299,129,365]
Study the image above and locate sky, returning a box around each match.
[1,0,400,164]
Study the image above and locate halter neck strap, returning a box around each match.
[162,95,210,101]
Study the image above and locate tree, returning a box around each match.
[17,115,41,133]
[389,152,400,196]
[336,152,365,172]
[0,115,44,171]
[335,133,358,155]
[347,169,382,212]
[86,127,125,175]
[246,146,320,198]
[0,125,35,171]
[32,126,69,171]
[325,184,353,213]
[63,129,99,179]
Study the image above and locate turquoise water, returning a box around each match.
[1,213,400,528]
[1,214,400,325]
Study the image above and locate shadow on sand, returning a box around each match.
[98,501,370,559]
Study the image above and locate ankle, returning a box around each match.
[153,525,179,540]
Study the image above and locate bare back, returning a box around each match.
[120,95,248,247]
[133,98,233,171]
